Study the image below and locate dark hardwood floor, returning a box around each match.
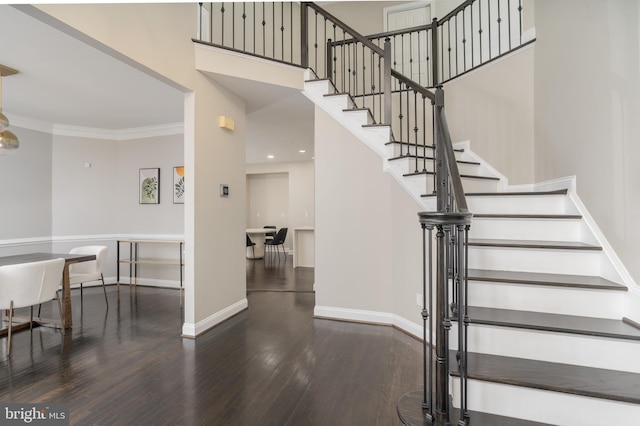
[0,256,422,425]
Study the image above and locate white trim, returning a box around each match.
[314,305,424,339]
[181,298,248,338]
[53,123,183,141]
[0,234,186,247]
[7,113,182,140]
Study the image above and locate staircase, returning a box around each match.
[303,74,640,425]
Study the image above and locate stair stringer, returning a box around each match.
[302,73,507,212]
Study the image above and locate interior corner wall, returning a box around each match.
[314,107,394,315]
[533,0,640,286]
[444,46,535,185]
[37,3,248,332]
[0,126,53,243]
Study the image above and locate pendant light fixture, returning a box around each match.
[0,64,19,155]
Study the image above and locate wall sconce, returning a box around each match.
[218,115,235,131]
[0,64,19,155]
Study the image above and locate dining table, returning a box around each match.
[0,252,96,330]
[246,228,273,259]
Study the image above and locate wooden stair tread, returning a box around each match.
[473,213,582,219]
[405,171,499,180]
[466,189,568,197]
[461,306,640,341]
[422,189,568,198]
[468,268,627,291]
[397,390,553,426]
[468,238,602,250]
[450,352,640,405]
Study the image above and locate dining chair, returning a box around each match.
[263,226,276,254]
[0,258,66,356]
[265,227,288,258]
[68,246,109,306]
[246,234,256,259]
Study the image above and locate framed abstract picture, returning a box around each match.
[173,166,185,204]
[139,168,160,204]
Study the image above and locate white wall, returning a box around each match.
[445,46,535,185]
[533,0,640,287]
[0,127,53,242]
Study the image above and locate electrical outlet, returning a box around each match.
[416,293,423,306]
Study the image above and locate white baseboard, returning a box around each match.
[182,298,248,338]
[314,305,423,339]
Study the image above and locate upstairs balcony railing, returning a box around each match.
[195,2,532,424]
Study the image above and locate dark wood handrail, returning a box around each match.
[390,69,436,102]
[303,2,384,56]
[437,108,469,213]
[438,0,474,24]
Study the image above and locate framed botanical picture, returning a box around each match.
[173,166,185,204]
[139,168,160,204]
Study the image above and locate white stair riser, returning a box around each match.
[468,246,603,276]
[323,94,354,110]
[342,110,373,126]
[468,280,626,318]
[304,80,332,95]
[467,194,568,214]
[449,325,640,373]
[450,380,640,426]
[469,218,582,241]
[389,143,465,160]
[404,175,500,194]
[388,156,481,176]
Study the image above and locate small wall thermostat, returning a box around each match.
[220,184,229,197]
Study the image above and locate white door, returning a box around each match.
[384,2,432,85]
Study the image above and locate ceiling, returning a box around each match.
[0,4,314,164]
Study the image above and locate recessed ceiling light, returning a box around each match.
[299,150,306,153]
[267,155,274,159]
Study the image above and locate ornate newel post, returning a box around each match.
[397,212,472,426]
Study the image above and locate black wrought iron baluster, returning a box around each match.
[417,31,422,86]
[431,99,436,194]
[413,90,419,173]
[262,3,266,56]
[401,33,405,76]
[332,25,337,89]
[242,4,246,51]
[422,223,435,421]
[497,0,502,55]
[405,83,410,157]
[272,2,275,58]
[398,82,404,155]
[361,42,366,102]
[447,21,452,81]
[422,96,427,172]
[347,40,352,95]
[470,3,474,68]
[378,52,382,124]
[342,29,346,95]
[519,0,523,44]
[253,3,256,54]
[462,7,467,72]
[478,0,483,63]
[290,2,293,63]
[354,41,358,100]
[462,223,470,425]
[220,3,225,45]
[209,3,213,45]
[409,31,414,84]
[281,2,285,61]
[487,0,492,60]
[426,29,431,87]
[323,17,327,78]
[370,49,375,119]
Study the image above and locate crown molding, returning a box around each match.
[7,112,183,140]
